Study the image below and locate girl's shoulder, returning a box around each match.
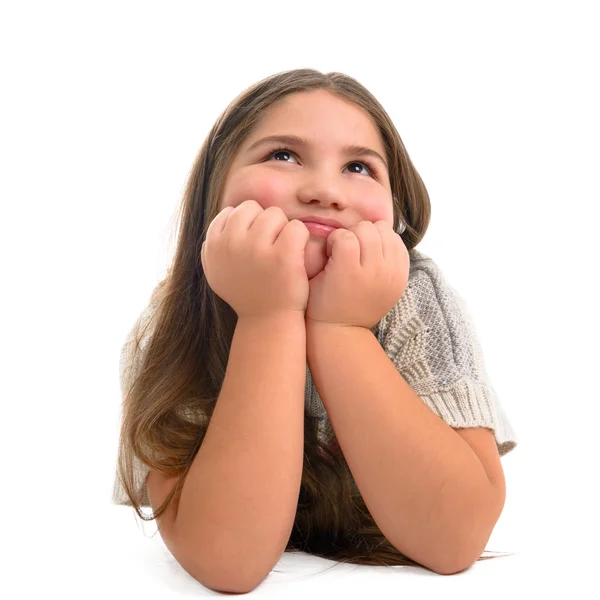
[408,247,435,279]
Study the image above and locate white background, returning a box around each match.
[2,0,598,597]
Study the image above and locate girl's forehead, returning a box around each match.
[258,89,368,124]
[248,90,384,150]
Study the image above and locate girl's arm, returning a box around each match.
[306,322,505,575]
[148,312,306,593]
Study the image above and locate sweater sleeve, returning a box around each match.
[377,252,519,458]
[112,301,159,507]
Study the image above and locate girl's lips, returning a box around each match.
[303,221,336,238]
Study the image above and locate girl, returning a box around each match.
[113,68,518,590]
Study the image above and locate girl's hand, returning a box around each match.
[201,200,311,320]
[305,220,409,330]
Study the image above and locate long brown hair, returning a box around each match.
[115,68,512,571]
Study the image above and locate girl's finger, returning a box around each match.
[352,221,383,267]
[374,220,394,261]
[207,205,235,237]
[327,227,360,267]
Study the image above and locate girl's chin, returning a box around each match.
[305,250,328,280]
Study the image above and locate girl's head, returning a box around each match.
[180,68,431,281]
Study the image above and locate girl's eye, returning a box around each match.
[268,148,298,164]
[265,147,378,178]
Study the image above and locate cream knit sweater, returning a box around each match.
[113,247,518,507]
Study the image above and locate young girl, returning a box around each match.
[113,68,518,590]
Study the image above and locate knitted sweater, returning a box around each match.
[112,247,519,507]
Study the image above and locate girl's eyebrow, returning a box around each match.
[246,134,389,170]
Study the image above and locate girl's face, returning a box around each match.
[219,89,394,280]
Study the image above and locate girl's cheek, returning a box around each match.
[358,199,393,226]
[221,171,290,210]
[249,177,290,208]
